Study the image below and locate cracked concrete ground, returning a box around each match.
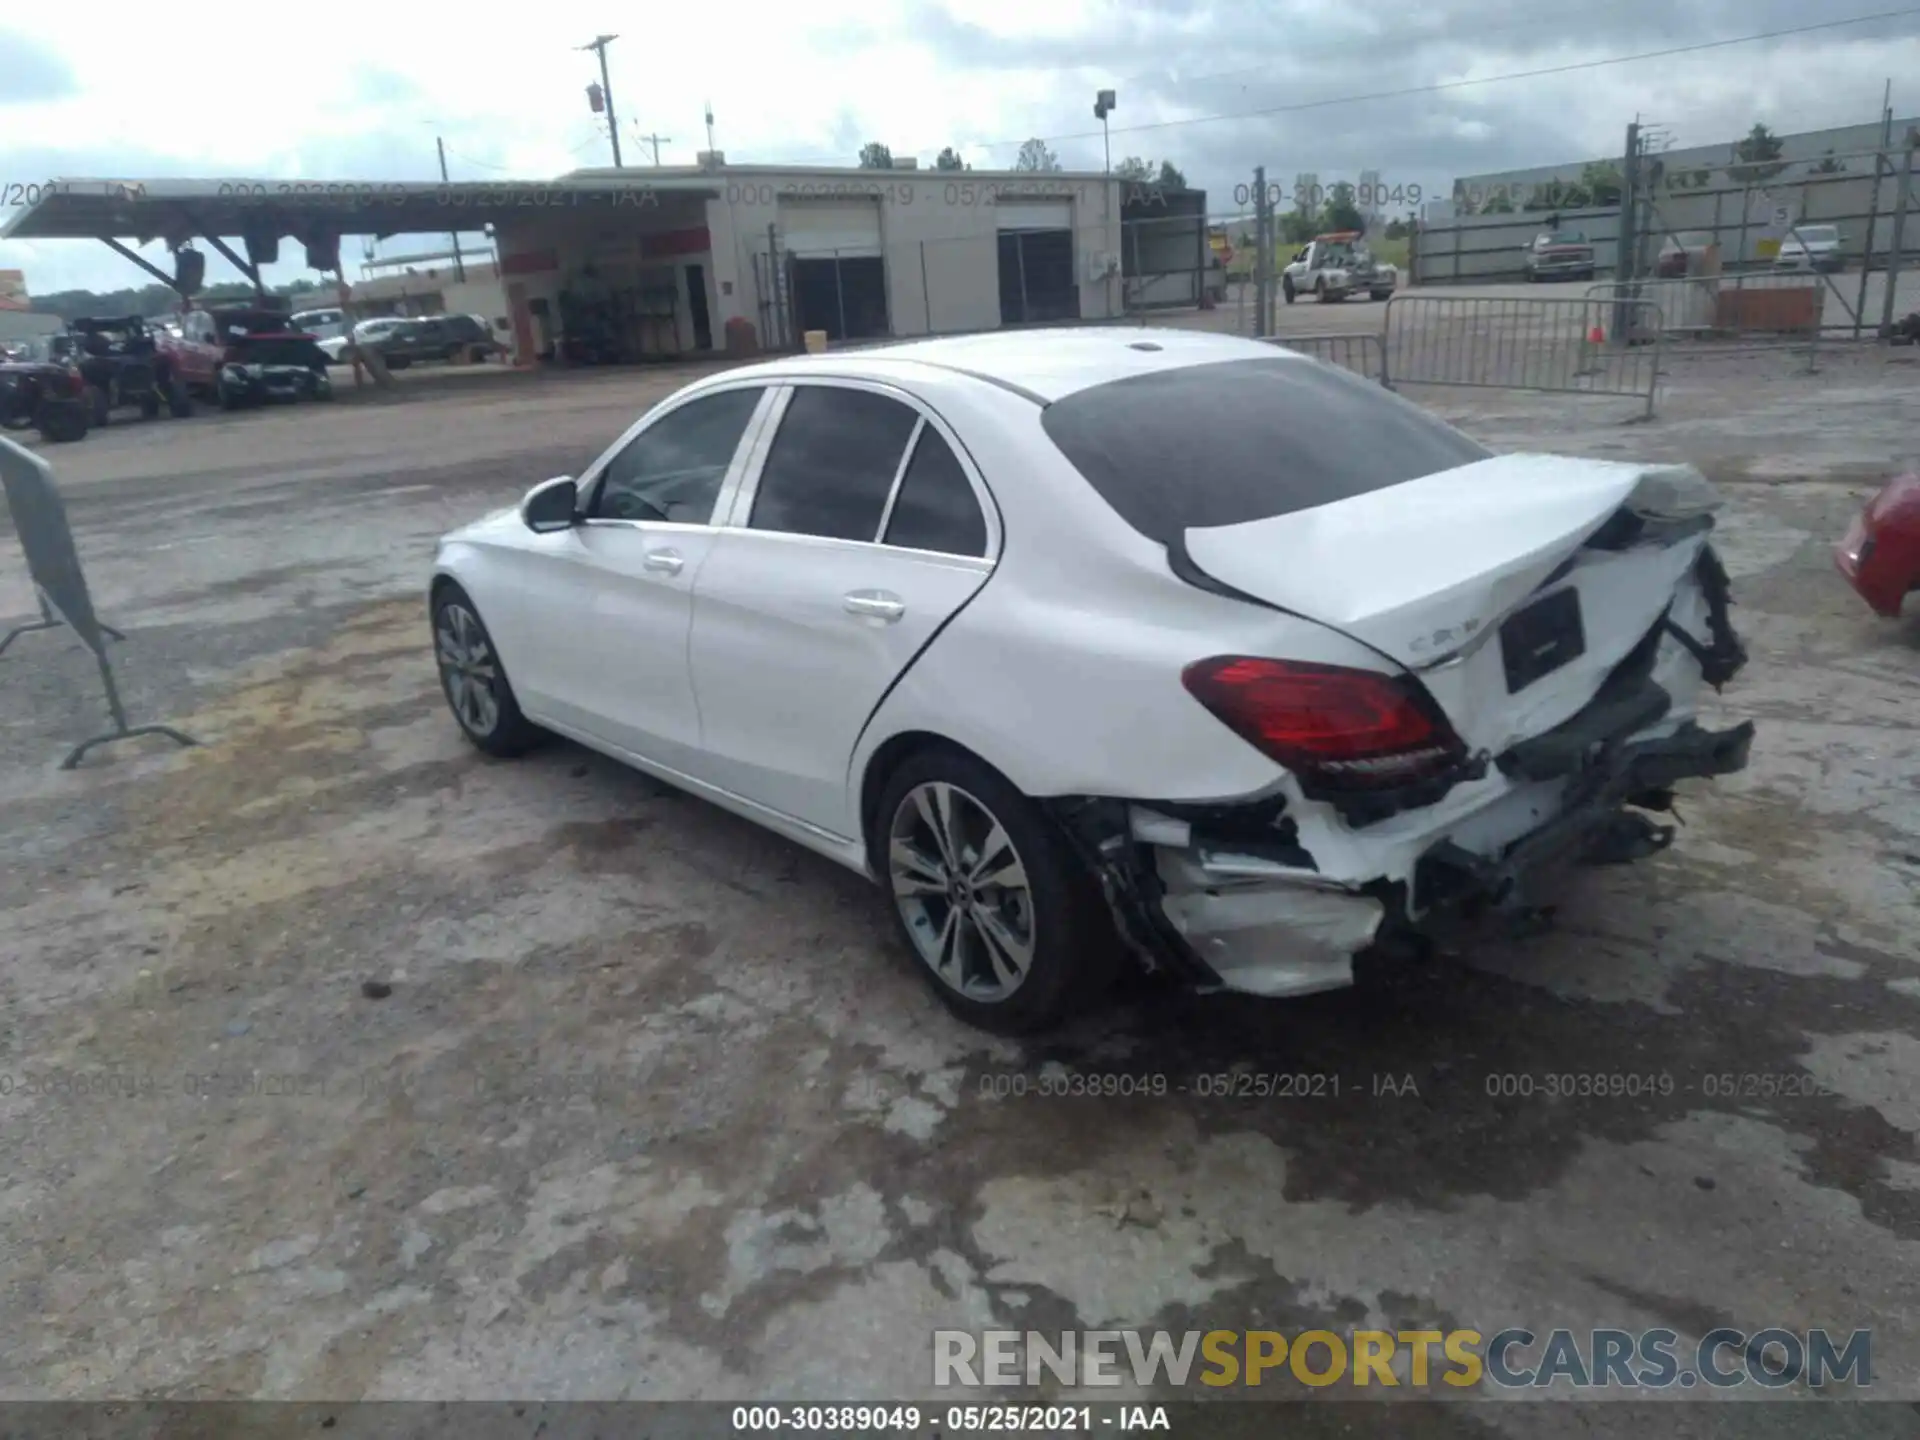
[0,343,1916,1436]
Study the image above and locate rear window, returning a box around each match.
[1038,356,1490,546]
[1795,226,1838,242]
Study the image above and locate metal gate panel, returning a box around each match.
[1381,294,1665,418]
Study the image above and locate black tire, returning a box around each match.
[1370,290,1393,301]
[36,403,88,443]
[1282,277,1296,305]
[87,385,111,427]
[386,355,412,371]
[874,745,1118,1035]
[431,582,542,758]
[166,377,192,418]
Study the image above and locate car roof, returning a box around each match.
[709,327,1314,404]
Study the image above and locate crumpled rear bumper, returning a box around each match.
[1100,716,1753,1000]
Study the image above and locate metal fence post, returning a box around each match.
[1878,137,1915,338]
[1647,311,1663,420]
[1378,298,1393,388]
[1252,166,1268,338]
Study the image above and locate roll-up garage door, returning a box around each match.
[996,199,1074,231]
[780,200,882,257]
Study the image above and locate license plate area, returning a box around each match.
[1500,587,1586,693]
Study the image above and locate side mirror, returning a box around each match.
[521,475,579,533]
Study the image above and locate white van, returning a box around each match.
[290,308,350,342]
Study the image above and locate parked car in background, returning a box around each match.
[290,307,351,343]
[158,307,332,409]
[1656,232,1717,278]
[1834,473,1920,618]
[426,328,1753,1033]
[372,313,503,369]
[1776,225,1844,273]
[1524,230,1596,282]
[0,350,91,442]
[319,316,408,365]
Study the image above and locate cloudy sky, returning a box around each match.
[3,0,1919,293]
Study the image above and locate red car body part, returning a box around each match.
[1835,473,1920,618]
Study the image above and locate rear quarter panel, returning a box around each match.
[847,394,1388,807]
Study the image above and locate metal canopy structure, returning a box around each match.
[0,175,718,298]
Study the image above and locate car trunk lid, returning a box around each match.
[1181,453,1725,753]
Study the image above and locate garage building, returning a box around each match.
[0,164,1131,363]
[487,162,1128,358]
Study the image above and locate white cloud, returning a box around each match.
[3,3,1919,293]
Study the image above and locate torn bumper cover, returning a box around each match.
[1055,716,1753,1000]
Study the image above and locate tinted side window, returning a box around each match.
[591,387,765,524]
[1040,356,1490,546]
[750,386,920,542]
[882,427,988,557]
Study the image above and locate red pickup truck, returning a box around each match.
[159,305,333,410]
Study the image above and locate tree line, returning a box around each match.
[28,276,329,323]
[855,140,1186,187]
[1452,123,1846,216]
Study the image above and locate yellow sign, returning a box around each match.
[1756,238,1782,258]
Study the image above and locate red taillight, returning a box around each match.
[1181,656,1465,792]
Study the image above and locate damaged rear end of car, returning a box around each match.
[1031,352,1753,1000]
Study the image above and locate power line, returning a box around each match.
[440,146,525,173]
[960,6,1920,154]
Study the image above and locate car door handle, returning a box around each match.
[643,548,684,575]
[843,590,905,622]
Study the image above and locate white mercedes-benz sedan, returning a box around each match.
[428,328,1753,1033]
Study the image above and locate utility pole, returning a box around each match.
[579,35,623,168]
[634,132,672,166]
[436,136,467,283]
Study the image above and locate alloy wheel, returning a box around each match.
[435,601,500,738]
[889,781,1037,1003]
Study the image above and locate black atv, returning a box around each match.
[62,316,192,426]
[0,354,92,443]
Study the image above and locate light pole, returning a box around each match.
[1094,90,1117,315]
[578,34,623,168]
[1094,89,1116,176]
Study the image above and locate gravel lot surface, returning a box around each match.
[1,335,1916,1435]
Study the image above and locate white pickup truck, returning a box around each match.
[1282,232,1397,304]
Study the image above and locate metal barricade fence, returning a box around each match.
[1381,294,1664,419]
[1256,332,1385,383]
[1584,273,1826,371]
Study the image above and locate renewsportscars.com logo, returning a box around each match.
[933,1328,1873,1391]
